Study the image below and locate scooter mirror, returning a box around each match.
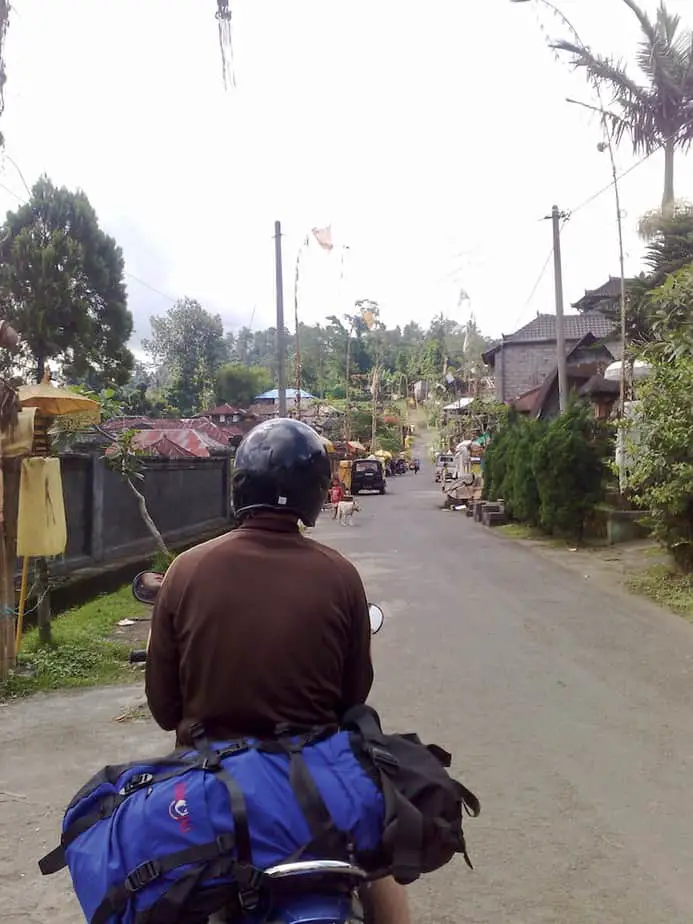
[132,571,165,605]
[368,603,384,635]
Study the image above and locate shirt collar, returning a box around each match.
[239,512,301,534]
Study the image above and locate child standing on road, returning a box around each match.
[329,477,345,518]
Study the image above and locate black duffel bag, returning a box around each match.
[342,705,481,885]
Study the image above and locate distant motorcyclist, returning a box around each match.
[146,417,410,924]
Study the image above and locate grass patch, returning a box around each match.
[497,522,609,549]
[1,585,144,698]
[497,523,547,540]
[628,564,693,621]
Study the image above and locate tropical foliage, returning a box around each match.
[628,350,693,570]
[554,0,693,217]
[142,298,227,416]
[596,206,693,344]
[131,311,495,418]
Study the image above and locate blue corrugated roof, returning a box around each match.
[255,388,316,400]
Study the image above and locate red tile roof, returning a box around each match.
[510,386,542,412]
[129,428,228,458]
[199,403,245,416]
[102,416,153,431]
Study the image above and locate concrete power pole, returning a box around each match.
[550,205,569,413]
[274,221,288,417]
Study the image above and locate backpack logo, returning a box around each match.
[168,783,192,833]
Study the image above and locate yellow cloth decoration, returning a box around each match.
[338,459,352,492]
[17,457,68,557]
[1,408,36,458]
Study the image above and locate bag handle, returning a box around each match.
[342,704,387,744]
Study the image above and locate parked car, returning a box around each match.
[351,458,386,495]
[434,453,456,483]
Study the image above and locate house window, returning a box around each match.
[219,414,226,423]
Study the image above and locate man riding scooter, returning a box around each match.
[145,418,411,924]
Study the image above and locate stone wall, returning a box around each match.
[495,341,578,403]
[54,455,231,573]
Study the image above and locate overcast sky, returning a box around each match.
[1,0,691,351]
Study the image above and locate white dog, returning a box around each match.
[337,498,360,526]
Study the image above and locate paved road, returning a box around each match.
[3,460,693,922]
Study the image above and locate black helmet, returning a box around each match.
[232,418,331,526]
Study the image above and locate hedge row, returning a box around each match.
[482,402,614,540]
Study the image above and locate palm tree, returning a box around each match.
[554,0,693,218]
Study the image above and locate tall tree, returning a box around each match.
[0,176,134,383]
[143,297,227,416]
[216,363,271,408]
[554,0,693,217]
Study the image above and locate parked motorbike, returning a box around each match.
[128,571,384,924]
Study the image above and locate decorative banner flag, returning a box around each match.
[361,309,375,330]
[312,225,334,251]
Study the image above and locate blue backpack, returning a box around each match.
[38,726,385,924]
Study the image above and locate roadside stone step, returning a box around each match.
[483,510,508,527]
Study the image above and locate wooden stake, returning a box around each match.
[14,555,29,654]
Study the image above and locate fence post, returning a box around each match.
[91,454,105,562]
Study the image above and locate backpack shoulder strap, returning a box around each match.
[341,704,386,743]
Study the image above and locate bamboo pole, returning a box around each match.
[14,555,29,654]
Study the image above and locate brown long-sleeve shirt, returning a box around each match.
[145,514,374,745]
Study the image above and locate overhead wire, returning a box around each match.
[510,244,556,332]
[506,127,686,334]
[566,129,684,219]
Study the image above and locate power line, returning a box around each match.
[124,272,177,303]
[567,132,680,219]
[0,179,22,202]
[509,241,557,332]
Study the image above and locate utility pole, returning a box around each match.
[343,315,356,442]
[371,365,379,451]
[549,205,569,413]
[274,221,287,417]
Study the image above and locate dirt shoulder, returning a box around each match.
[494,527,693,621]
[515,536,668,586]
[0,684,165,924]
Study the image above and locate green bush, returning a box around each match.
[482,409,520,502]
[483,402,611,540]
[533,402,611,540]
[628,352,693,570]
[509,418,545,524]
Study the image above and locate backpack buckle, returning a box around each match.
[216,833,235,854]
[119,772,154,796]
[370,746,400,771]
[235,864,263,912]
[125,860,162,893]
